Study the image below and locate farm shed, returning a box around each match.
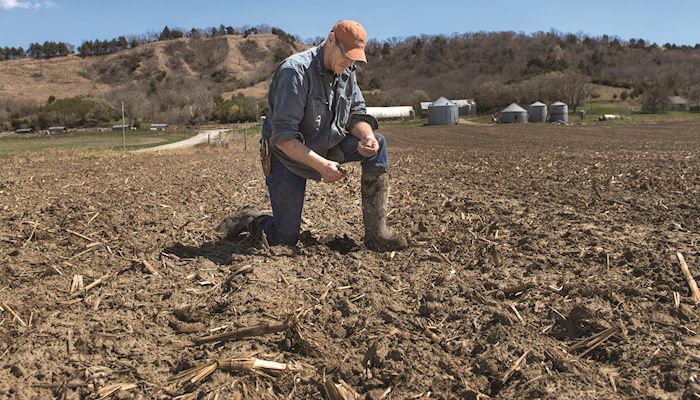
[112,124,134,131]
[528,101,547,122]
[451,99,477,116]
[500,103,528,123]
[366,106,415,120]
[428,97,459,125]
[669,96,688,111]
[150,123,168,131]
[549,102,569,123]
[15,128,32,134]
[420,101,432,116]
[48,126,67,134]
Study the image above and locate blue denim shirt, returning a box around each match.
[261,42,379,181]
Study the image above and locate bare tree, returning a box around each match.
[185,91,212,125]
[642,84,670,113]
[687,85,700,107]
[555,72,591,112]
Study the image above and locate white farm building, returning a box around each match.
[365,106,415,120]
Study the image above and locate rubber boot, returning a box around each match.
[217,206,268,241]
[361,172,408,251]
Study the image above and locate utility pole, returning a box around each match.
[121,101,126,150]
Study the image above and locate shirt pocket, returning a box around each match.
[335,96,352,132]
[306,96,330,134]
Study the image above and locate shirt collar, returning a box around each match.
[314,41,355,78]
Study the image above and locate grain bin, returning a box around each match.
[549,102,569,123]
[500,103,528,123]
[428,97,459,125]
[528,101,547,122]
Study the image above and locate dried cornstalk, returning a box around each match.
[70,275,84,294]
[568,323,623,357]
[1,302,27,327]
[142,260,159,275]
[500,350,529,385]
[174,357,301,385]
[96,382,137,399]
[193,320,290,345]
[677,252,700,303]
[70,274,110,298]
[324,378,362,400]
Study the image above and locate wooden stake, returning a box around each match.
[676,252,700,303]
[193,321,289,345]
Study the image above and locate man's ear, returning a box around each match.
[327,31,336,45]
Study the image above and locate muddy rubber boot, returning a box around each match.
[217,206,268,241]
[361,173,408,251]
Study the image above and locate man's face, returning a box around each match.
[328,39,356,74]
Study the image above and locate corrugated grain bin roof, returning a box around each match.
[550,101,567,106]
[530,101,546,107]
[502,103,526,112]
[430,97,456,107]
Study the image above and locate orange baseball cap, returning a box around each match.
[332,20,367,62]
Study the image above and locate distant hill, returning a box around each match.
[0,33,300,129]
[358,32,700,112]
[2,30,700,130]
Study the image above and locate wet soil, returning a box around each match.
[1,121,699,399]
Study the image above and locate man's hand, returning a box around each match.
[319,160,345,183]
[357,134,379,158]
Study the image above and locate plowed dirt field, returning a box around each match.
[1,121,699,399]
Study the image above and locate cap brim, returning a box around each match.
[346,47,367,63]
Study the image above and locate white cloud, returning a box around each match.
[1,0,57,10]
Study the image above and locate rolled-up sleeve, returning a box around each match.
[345,78,379,132]
[269,67,307,146]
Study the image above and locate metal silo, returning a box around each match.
[549,102,569,123]
[528,101,547,122]
[500,103,528,123]
[428,97,459,125]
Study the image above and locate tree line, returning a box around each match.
[357,30,700,112]
[0,24,298,61]
[1,41,73,60]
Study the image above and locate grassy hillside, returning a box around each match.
[0,34,299,130]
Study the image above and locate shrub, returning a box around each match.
[211,94,267,123]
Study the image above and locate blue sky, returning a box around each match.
[1,0,698,48]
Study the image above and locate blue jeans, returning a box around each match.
[259,132,388,246]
